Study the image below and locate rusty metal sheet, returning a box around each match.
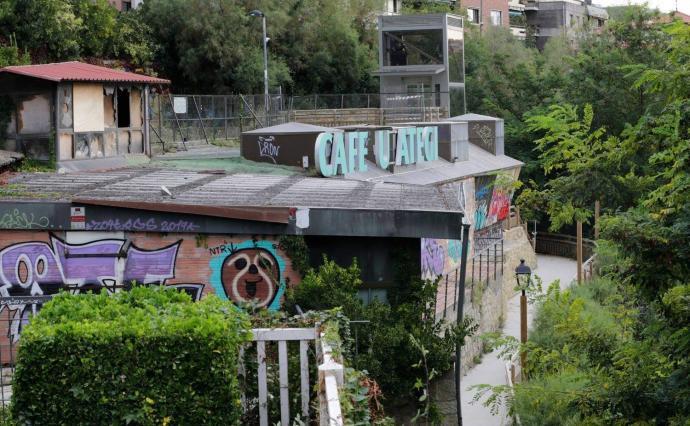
[72,198,291,224]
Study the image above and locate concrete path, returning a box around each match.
[460,255,577,426]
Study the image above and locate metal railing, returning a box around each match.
[534,232,596,261]
[470,238,504,286]
[433,238,505,322]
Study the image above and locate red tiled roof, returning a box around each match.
[0,61,170,84]
[672,11,690,24]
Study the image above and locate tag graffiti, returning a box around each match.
[257,136,280,164]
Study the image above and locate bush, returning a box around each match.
[12,286,251,425]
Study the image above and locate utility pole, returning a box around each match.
[249,10,269,125]
[577,220,582,284]
[455,222,471,426]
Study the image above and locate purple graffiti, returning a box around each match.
[421,238,445,278]
[53,238,124,289]
[0,235,191,341]
[0,242,63,294]
[86,218,199,232]
[124,243,179,285]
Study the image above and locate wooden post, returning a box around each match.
[576,221,583,285]
[594,200,600,240]
[520,290,527,380]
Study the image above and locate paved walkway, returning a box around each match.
[460,255,577,425]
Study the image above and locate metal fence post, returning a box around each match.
[494,243,497,280]
[479,252,483,283]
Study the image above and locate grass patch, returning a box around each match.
[14,158,54,173]
[0,183,60,199]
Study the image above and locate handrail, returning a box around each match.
[318,331,344,426]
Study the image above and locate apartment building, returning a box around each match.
[523,0,608,49]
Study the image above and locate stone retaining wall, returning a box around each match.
[429,225,537,425]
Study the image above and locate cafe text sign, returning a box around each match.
[314,126,439,177]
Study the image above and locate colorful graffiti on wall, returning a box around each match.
[474,175,494,230]
[474,174,513,231]
[421,238,446,280]
[209,240,286,310]
[0,232,298,341]
[0,234,204,340]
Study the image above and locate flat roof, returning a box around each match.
[345,144,522,185]
[242,122,339,135]
[2,168,464,239]
[6,168,461,212]
[0,61,170,84]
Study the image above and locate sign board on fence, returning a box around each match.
[70,206,86,230]
[173,96,188,114]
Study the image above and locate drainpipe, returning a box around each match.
[480,0,484,33]
[455,220,471,426]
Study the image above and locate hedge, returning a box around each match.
[11,286,251,425]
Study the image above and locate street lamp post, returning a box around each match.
[515,259,532,379]
[248,9,269,124]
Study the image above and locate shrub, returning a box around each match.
[12,286,251,425]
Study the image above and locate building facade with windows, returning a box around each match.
[0,61,169,171]
[463,0,510,29]
[523,0,608,49]
[374,13,466,117]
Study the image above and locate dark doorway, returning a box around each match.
[117,88,130,128]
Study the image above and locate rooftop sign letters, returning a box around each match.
[315,126,439,177]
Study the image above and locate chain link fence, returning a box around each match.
[149,92,448,153]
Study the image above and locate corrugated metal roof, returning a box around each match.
[7,168,461,213]
[345,144,522,185]
[242,122,339,135]
[0,61,170,84]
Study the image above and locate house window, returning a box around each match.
[467,8,480,24]
[122,1,132,11]
[570,14,575,26]
[490,10,502,26]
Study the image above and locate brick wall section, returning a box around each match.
[462,0,510,28]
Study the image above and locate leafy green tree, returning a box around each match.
[4,0,83,61]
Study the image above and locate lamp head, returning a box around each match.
[515,259,532,291]
[248,9,264,17]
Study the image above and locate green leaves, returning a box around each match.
[12,286,251,425]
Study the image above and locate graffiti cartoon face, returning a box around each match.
[221,248,280,308]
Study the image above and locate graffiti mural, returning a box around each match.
[474,175,495,230]
[487,188,510,224]
[221,248,280,308]
[421,238,446,280]
[474,223,504,253]
[209,240,287,310]
[0,234,203,341]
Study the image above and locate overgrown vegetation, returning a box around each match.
[471,9,690,424]
[12,286,252,425]
[287,254,476,422]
